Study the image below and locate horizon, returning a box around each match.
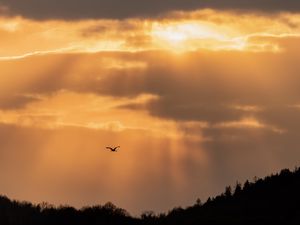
[1,165,299,217]
[1,0,300,216]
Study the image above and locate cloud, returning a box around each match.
[0,94,41,110]
[1,35,300,213]
[1,12,300,57]
[2,40,300,124]
[1,0,300,20]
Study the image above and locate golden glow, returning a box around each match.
[0,8,300,214]
[213,118,283,133]
[151,21,228,51]
[0,91,195,139]
[0,10,300,58]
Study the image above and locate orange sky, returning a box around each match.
[1,5,300,215]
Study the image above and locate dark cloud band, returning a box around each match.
[1,0,300,20]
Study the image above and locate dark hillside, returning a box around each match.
[1,167,300,225]
[155,167,300,225]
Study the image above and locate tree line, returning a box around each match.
[1,167,300,224]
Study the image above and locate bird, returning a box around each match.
[106,146,120,152]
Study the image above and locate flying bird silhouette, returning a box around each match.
[106,146,120,152]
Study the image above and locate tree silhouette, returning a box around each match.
[1,167,300,224]
[234,182,242,196]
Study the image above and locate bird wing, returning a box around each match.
[106,147,113,150]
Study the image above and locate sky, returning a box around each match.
[1,0,300,215]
